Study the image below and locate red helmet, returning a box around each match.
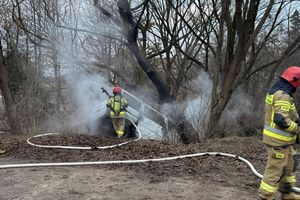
[113,86,122,94]
[280,66,300,88]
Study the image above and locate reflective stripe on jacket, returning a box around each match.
[263,90,298,146]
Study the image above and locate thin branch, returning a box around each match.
[94,0,122,26]
[167,0,216,56]
[246,35,300,79]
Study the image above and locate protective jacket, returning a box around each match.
[107,94,128,118]
[263,78,299,147]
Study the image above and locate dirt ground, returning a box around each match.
[0,133,293,200]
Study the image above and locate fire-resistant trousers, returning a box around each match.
[111,117,125,137]
[258,145,296,199]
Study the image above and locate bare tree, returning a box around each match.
[0,39,22,134]
[93,0,202,143]
[94,0,171,102]
[145,0,208,98]
[167,0,296,137]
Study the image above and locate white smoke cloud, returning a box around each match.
[184,70,212,136]
[162,70,256,139]
[44,1,121,134]
[64,71,112,133]
[161,70,212,139]
[219,85,255,130]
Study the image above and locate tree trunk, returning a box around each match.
[128,41,171,102]
[0,42,22,134]
[53,50,62,112]
[208,89,232,138]
[95,0,200,143]
[205,0,275,138]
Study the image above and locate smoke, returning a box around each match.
[35,1,255,137]
[183,71,257,137]
[161,70,212,139]
[184,70,212,116]
[41,1,122,133]
[219,85,255,133]
[183,70,212,136]
[162,70,256,139]
[64,71,112,133]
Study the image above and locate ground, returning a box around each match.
[0,133,293,200]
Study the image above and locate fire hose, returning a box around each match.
[26,117,142,150]
[1,117,300,193]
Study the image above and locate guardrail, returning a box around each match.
[122,89,169,136]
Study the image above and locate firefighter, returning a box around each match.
[258,66,300,200]
[106,85,128,138]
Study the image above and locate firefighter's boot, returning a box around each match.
[259,195,275,200]
[0,149,6,154]
[116,130,124,138]
[281,192,300,200]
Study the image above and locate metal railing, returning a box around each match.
[122,89,169,138]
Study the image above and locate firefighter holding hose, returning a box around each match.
[106,85,128,138]
[259,66,300,200]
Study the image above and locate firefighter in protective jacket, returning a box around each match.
[258,66,300,200]
[106,86,128,138]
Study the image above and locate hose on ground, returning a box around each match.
[1,117,300,193]
[26,117,141,150]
